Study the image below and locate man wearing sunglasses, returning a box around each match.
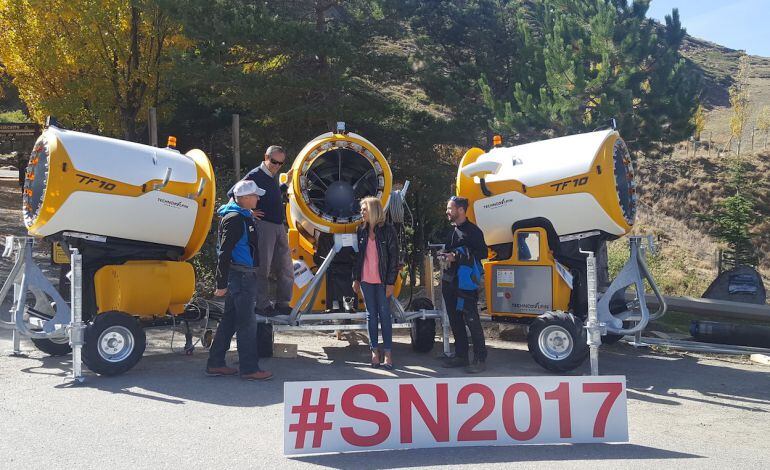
[230,145,295,316]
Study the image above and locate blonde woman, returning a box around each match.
[352,197,400,369]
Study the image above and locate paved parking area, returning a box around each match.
[1,326,768,469]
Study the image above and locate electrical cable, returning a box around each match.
[168,297,215,354]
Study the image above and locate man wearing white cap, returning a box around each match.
[206,180,273,380]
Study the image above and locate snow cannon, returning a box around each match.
[12,124,217,376]
[456,129,636,247]
[23,125,215,260]
[283,124,402,312]
[454,130,665,373]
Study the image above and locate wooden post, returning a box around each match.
[751,127,755,152]
[148,107,158,147]
[717,248,722,274]
[232,114,240,180]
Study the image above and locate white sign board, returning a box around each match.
[284,375,628,455]
[292,260,314,288]
[496,268,515,287]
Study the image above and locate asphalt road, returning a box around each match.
[1,326,768,469]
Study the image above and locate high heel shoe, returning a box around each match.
[382,351,393,370]
[370,350,381,368]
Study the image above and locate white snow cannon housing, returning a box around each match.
[24,125,215,259]
[14,125,216,376]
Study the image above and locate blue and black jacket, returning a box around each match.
[215,201,260,289]
[442,220,487,312]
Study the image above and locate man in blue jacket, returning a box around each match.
[232,146,295,316]
[440,196,489,373]
[206,180,273,381]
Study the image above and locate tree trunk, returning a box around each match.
[119,5,143,141]
[121,108,138,142]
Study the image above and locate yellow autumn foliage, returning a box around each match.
[0,0,187,139]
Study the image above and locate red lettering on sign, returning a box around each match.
[399,383,450,443]
[544,382,572,438]
[583,382,623,438]
[288,388,335,449]
[502,383,542,441]
[340,384,392,447]
[457,384,497,441]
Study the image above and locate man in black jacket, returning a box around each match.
[441,196,489,373]
[234,146,295,316]
[207,180,273,381]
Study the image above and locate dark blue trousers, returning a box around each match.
[361,282,393,352]
[207,270,261,374]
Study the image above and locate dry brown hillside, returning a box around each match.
[614,36,770,298]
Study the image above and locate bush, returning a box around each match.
[607,239,710,298]
[0,109,31,123]
[191,168,235,298]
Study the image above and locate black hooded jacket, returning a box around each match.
[353,223,400,285]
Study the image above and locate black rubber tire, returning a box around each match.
[527,311,589,373]
[83,311,146,376]
[31,337,72,356]
[257,322,274,358]
[409,297,436,353]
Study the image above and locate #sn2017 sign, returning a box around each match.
[284,375,628,455]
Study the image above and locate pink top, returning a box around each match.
[361,236,382,284]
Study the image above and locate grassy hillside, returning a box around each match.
[616,35,770,298]
[681,36,770,147]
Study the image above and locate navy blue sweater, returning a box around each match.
[228,164,288,224]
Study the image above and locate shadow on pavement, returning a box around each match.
[292,443,701,467]
[5,328,769,413]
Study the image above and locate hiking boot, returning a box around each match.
[205,366,238,377]
[442,356,470,368]
[465,360,486,374]
[241,370,273,381]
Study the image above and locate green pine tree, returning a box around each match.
[480,0,701,150]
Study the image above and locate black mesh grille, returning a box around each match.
[612,138,636,225]
[302,147,381,222]
[23,135,49,227]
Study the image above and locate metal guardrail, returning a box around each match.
[629,336,770,356]
[639,294,770,323]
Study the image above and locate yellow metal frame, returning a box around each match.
[284,131,402,312]
[483,227,572,318]
[287,228,405,312]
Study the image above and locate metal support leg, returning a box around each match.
[10,280,23,356]
[289,247,337,324]
[69,249,85,383]
[581,248,601,376]
[429,254,453,358]
[440,309,451,356]
[11,330,22,356]
[183,321,194,355]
